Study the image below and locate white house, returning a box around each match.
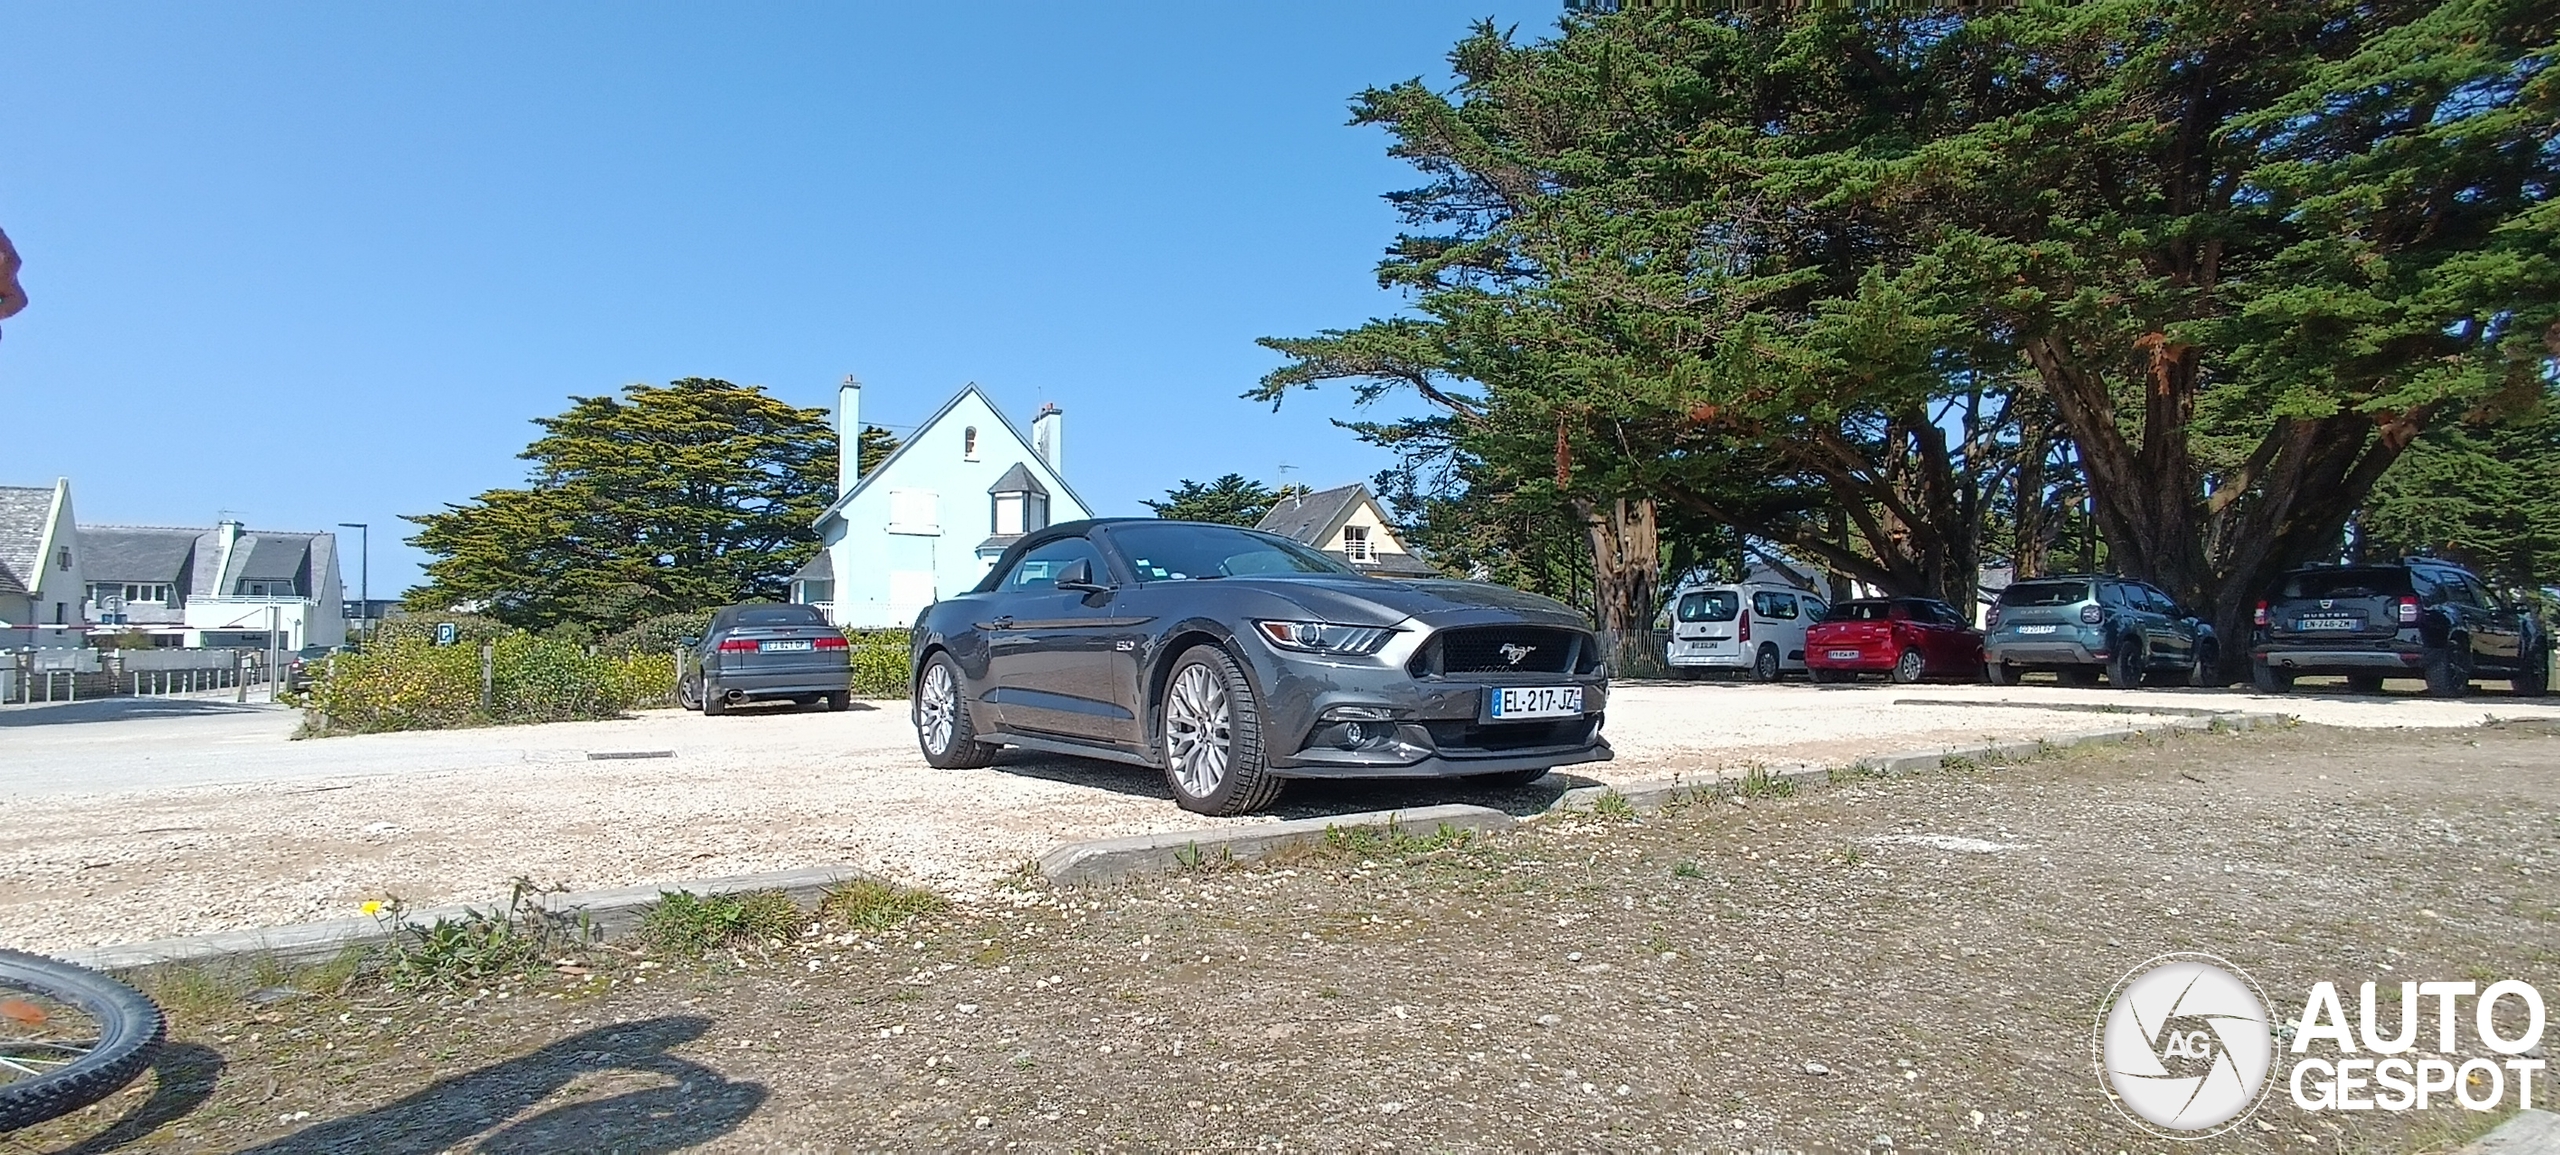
[0,479,87,649]
[81,520,347,651]
[1255,483,1438,578]
[797,378,1091,628]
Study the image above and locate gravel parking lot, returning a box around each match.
[1,679,2554,953]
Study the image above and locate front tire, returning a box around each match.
[1159,645,1284,816]
[0,949,167,1132]
[2515,649,2552,698]
[915,654,997,769]
[677,675,704,712]
[701,678,729,716]
[2251,657,2294,695]
[1751,644,1781,683]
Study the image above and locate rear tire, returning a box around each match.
[2423,645,2472,698]
[677,675,704,712]
[701,678,729,717]
[823,691,852,712]
[1986,660,2018,686]
[2102,642,2144,689]
[1751,644,1781,683]
[2345,673,2387,695]
[915,653,998,768]
[1890,649,1926,684]
[0,949,167,1132]
[2251,658,2294,695]
[1159,645,1284,816]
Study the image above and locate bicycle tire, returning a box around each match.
[0,949,166,1132]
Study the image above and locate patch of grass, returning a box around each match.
[1736,763,1796,799]
[1591,790,1639,820]
[1938,753,1988,774]
[638,888,807,958]
[820,879,948,934]
[1828,759,1886,784]
[1671,859,1706,879]
[1320,819,1480,859]
[375,878,595,992]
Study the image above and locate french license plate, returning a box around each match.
[760,639,815,652]
[2018,624,2058,635]
[2295,617,2360,631]
[1490,686,1582,719]
[1827,649,1862,660]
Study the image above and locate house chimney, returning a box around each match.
[837,375,863,497]
[1031,402,1062,473]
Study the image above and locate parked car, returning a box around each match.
[908,519,1612,816]
[1805,598,1984,684]
[2251,559,2550,698]
[1664,582,1830,682]
[1983,574,2220,688]
[282,644,338,693]
[680,603,853,715]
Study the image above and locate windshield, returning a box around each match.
[1998,580,2090,607]
[1822,601,1893,622]
[1106,523,1357,582]
[1675,590,1740,622]
[2279,568,2413,600]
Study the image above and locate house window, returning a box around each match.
[993,493,1024,537]
[56,546,71,571]
[1342,525,1376,563]
[963,427,979,461]
[797,579,834,605]
[240,580,295,597]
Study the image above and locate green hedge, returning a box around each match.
[300,631,674,735]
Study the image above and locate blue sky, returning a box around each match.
[0,2,1555,597]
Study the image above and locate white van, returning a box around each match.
[1665,583,1829,681]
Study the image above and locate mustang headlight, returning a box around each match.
[1254,620,1394,656]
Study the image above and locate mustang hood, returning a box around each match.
[1216,575,1590,628]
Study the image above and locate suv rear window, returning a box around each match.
[1998,580,2090,607]
[2278,568,2413,600]
[735,606,831,626]
[1675,591,1740,622]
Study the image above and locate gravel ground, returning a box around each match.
[9,721,2554,1152]
[1,680,2552,954]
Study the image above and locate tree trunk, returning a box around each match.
[1576,496,1661,673]
[2013,419,2051,580]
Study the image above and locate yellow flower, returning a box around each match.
[360,900,383,916]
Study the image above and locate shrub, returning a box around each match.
[301,629,665,734]
[849,635,910,698]
[601,610,717,659]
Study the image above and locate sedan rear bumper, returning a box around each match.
[714,669,852,695]
[1986,640,2104,665]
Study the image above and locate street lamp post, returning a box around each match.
[338,522,368,650]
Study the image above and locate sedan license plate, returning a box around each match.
[1489,686,1582,719]
[1827,649,1862,660]
[760,639,815,652]
[2017,624,2059,635]
[2295,617,2360,632]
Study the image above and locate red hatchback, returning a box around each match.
[1806,598,1985,684]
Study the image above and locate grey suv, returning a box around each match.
[2251,560,2549,698]
[1983,575,2219,688]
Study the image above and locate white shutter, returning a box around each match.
[887,489,941,536]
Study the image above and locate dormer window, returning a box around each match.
[986,463,1051,538]
[963,427,979,461]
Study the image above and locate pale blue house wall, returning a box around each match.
[815,385,1088,629]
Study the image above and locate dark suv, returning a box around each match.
[1982,574,2219,688]
[2251,560,2550,697]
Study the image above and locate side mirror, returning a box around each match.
[1057,559,1109,594]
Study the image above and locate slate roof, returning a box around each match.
[788,550,833,583]
[79,527,199,585]
[232,535,310,582]
[987,462,1048,497]
[814,384,1092,528]
[1254,483,1366,547]
[0,485,58,597]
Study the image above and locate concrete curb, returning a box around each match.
[1036,708,2297,882]
[66,864,872,975]
[1036,804,1518,886]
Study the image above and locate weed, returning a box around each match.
[639,888,807,958]
[1320,820,1478,860]
[375,878,595,992]
[1672,860,1706,879]
[821,879,949,934]
[1938,754,1987,774]
[1591,790,1639,820]
[1828,759,1885,784]
[1737,764,1796,799]
[995,859,1045,891]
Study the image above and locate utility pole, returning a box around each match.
[338,522,369,650]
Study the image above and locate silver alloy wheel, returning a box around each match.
[678,676,701,711]
[1894,649,1925,682]
[919,662,958,755]
[1163,663,1232,798]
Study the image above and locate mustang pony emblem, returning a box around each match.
[1498,643,1538,665]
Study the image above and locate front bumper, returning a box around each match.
[1244,634,1611,779]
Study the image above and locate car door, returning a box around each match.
[2133,583,2192,668]
[1760,590,1806,665]
[1925,599,1980,672]
[983,535,1145,745]
[2447,571,2523,671]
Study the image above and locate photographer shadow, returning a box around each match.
[236,1016,763,1154]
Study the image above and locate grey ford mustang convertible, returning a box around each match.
[908,519,1612,814]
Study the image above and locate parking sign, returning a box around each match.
[435,622,458,647]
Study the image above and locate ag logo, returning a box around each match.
[2094,954,2274,1139]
